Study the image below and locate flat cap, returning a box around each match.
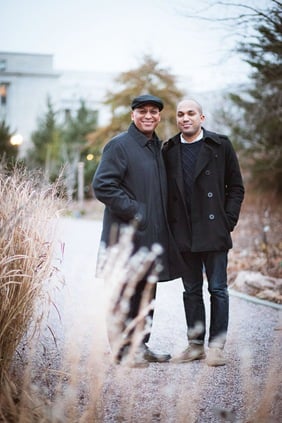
[131,94,164,111]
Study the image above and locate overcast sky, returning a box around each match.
[1,0,270,92]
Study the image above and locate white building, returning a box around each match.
[0,51,117,155]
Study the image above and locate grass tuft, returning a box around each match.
[0,166,63,385]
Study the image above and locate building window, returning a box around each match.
[0,60,6,72]
[0,84,7,106]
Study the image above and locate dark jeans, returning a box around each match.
[127,278,156,344]
[181,251,229,348]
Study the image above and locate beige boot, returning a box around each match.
[206,347,226,366]
[170,344,206,363]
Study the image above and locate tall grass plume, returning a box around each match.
[0,166,63,386]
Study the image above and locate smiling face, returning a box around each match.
[176,100,205,142]
[131,103,161,138]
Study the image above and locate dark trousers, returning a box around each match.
[181,251,229,348]
[127,279,156,344]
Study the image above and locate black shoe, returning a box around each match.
[142,345,171,363]
[115,344,171,367]
[115,344,149,368]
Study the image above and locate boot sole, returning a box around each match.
[170,353,206,363]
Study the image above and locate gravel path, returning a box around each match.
[37,217,282,423]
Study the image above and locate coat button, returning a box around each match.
[205,170,211,175]
[209,214,215,220]
[207,192,213,198]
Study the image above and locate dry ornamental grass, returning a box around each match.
[0,166,63,387]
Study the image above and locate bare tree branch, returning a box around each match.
[176,0,278,26]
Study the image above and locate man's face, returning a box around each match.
[176,100,205,142]
[131,104,161,137]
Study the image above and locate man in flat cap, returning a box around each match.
[93,94,178,366]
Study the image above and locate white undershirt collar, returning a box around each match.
[181,129,203,144]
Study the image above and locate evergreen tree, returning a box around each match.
[27,98,98,195]
[0,120,18,165]
[229,0,282,194]
[61,99,98,198]
[27,98,62,180]
[61,99,98,160]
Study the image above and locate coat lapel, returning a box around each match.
[170,140,186,200]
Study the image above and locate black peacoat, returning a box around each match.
[92,122,180,281]
[162,128,245,253]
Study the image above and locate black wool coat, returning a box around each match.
[92,123,181,281]
[162,128,245,253]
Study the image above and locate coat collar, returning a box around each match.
[128,122,160,147]
[167,127,222,146]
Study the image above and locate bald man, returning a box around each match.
[163,99,244,366]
